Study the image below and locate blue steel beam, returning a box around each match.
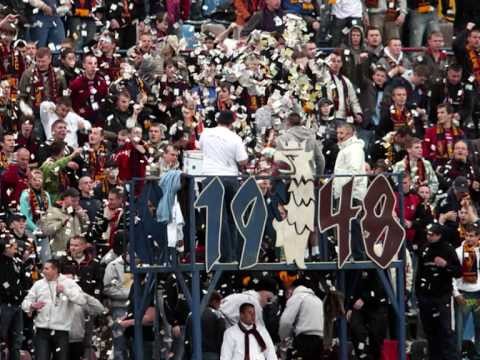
[129,173,407,360]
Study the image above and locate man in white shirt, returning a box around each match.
[199,111,248,262]
[220,302,277,360]
[40,97,91,147]
[200,111,248,176]
[21,259,86,360]
[454,223,480,355]
[331,0,364,46]
[333,122,367,260]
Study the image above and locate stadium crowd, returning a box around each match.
[0,0,480,359]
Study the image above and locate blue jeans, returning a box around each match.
[408,10,440,47]
[455,290,480,358]
[36,237,52,264]
[111,307,128,360]
[30,16,65,47]
[331,17,363,47]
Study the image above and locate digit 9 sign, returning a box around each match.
[195,175,405,272]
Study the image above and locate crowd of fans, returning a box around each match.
[0,0,480,359]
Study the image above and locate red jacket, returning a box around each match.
[69,73,108,125]
[395,191,421,242]
[114,141,147,182]
[422,125,464,164]
[1,164,29,208]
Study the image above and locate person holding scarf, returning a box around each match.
[378,38,412,80]
[454,222,480,355]
[220,302,277,360]
[453,22,480,90]
[18,47,67,115]
[392,136,439,197]
[423,103,464,167]
[378,85,421,137]
[317,50,363,124]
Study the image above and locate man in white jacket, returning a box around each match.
[220,302,277,360]
[333,122,368,260]
[279,281,324,359]
[21,258,86,360]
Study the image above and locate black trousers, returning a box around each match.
[350,305,388,360]
[69,341,84,360]
[418,295,460,360]
[292,334,324,360]
[34,328,69,360]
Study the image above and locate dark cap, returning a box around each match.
[62,187,80,199]
[453,176,469,193]
[9,213,26,223]
[318,98,333,107]
[426,222,443,236]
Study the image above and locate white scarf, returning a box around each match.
[383,46,404,66]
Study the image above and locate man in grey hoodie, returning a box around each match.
[276,112,325,177]
[279,279,324,359]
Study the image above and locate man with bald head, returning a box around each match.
[1,147,31,209]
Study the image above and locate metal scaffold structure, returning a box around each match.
[127,173,407,360]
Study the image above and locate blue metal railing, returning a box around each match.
[127,172,406,360]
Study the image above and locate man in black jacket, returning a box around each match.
[415,223,462,360]
[59,235,103,298]
[428,63,474,128]
[346,270,389,360]
[0,240,30,359]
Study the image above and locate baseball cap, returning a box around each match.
[453,176,469,193]
[9,213,26,223]
[426,222,443,236]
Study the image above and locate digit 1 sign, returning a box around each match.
[231,177,268,269]
[194,177,224,272]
